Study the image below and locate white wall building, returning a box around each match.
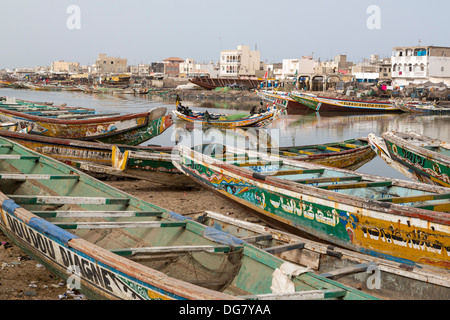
[391,46,450,86]
[219,45,260,77]
[282,57,318,79]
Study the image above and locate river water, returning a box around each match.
[1,88,449,181]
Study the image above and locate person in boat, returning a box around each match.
[250,105,257,116]
[204,110,211,122]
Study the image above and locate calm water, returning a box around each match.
[1,88,449,181]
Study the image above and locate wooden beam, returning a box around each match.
[319,263,376,280]
[0,155,40,160]
[318,181,392,190]
[413,201,450,212]
[31,211,163,218]
[377,192,450,204]
[0,174,79,180]
[7,195,130,205]
[265,241,305,254]
[239,289,347,300]
[241,234,273,243]
[262,169,325,176]
[110,245,234,256]
[294,175,362,184]
[54,221,186,230]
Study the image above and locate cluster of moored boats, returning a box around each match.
[0,94,448,301]
[259,89,450,114]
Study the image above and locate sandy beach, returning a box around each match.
[0,178,260,300]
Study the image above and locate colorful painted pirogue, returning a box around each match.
[198,211,450,300]
[276,138,376,170]
[257,90,309,111]
[0,98,172,145]
[374,131,450,188]
[289,91,400,113]
[174,144,450,270]
[172,109,278,128]
[0,130,188,187]
[0,137,376,300]
[395,102,450,114]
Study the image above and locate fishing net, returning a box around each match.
[127,249,244,292]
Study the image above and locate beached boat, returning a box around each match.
[198,211,450,300]
[0,98,173,145]
[289,91,400,113]
[0,137,376,300]
[276,138,376,170]
[189,77,261,90]
[375,131,450,188]
[395,102,450,114]
[0,130,190,186]
[257,90,310,111]
[174,143,450,270]
[172,109,278,128]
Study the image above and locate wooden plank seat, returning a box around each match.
[31,210,163,218]
[7,195,130,205]
[317,181,393,190]
[110,244,237,256]
[54,221,187,230]
[0,173,79,180]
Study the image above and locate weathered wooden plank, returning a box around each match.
[262,169,325,176]
[294,175,362,184]
[377,192,450,204]
[239,289,347,300]
[55,221,186,230]
[7,195,130,205]
[0,155,40,160]
[264,241,305,254]
[0,174,79,180]
[318,181,392,190]
[241,234,273,243]
[319,263,376,280]
[413,201,450,212]
[110,245,234,256]
[31,211,163,218]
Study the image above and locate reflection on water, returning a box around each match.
[1,88,449,181]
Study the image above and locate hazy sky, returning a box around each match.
[1,0,448,69]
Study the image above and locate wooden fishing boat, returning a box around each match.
[257,90,310,111]
[172,109,278,128]
[0,100,173,145]
[0,130,191,187]
[276,138,376,170]
[395,102,450,114]
[289,91,400,113]
[174,143,450,270]
[198,211,450,300]
[367,133,421,183]
[378,131,450,188]
[189,77,261,90]
[0,137,376,300]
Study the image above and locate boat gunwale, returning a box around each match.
[178,145,450,225]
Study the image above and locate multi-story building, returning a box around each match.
[51,60,81,74]
[219,45,260,77]
[163,57,184,76]
[92,54,127,75]
[391,46,450,86]
[179,59,219,78]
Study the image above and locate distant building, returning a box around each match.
[51,60,81,74]
[316,55,354,75]
[129,64,151,76]
[179,59,219,78]
[163,57,184,76]
[282,56,318,80]
[92,54,127,74]
[219,45,260,77]
[391,45,450,86]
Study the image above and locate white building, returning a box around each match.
[282,56,318,79]
[179,59,219,78]
[391,46,450,86]
[219,45,260,77]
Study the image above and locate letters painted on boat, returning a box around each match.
[0,137,376,300]
[174,145,450,270]
[381,131,450,188]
